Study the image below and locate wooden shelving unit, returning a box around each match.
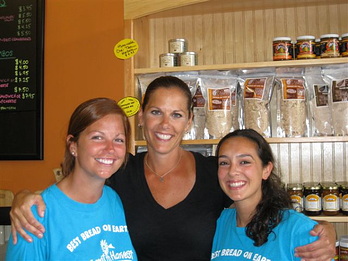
[124,0,348,234]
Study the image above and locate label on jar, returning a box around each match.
[343,194,348,211]
[323,194,339,211]
[314,84,329,107]
[297,40,316,59]
[320,38,340,58]
[282,79,305,100]
[290,195,303,212]
[305,194,321,211]
[244,78,266,100]
[208,88,231,111]
[273,41,293,60]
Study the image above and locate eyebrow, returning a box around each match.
[218,154,254,159]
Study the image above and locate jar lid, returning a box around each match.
[341,33,348,38]
[169,38,186,42]
[297,35,315,41]
[160,53,176,57]
[273,37,291,42]
[287,183,303,190]
[304,182,321,190]
[180,52,196,55]
[340,235,348,248]
[321,182,338,190]
[320,34,339,39]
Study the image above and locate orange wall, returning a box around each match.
[0,0,125,194]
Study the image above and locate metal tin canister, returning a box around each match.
[303,182,322,216]
[273,37,293,61]
[320,34,340,58]
[321,182,339,216]
[159,53,177,67]
[296,35,316,59]
[179,52,197,66]
[168,39,187,54]
[340,33,348,57]
[287,183,304,212]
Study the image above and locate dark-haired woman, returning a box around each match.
[211,129,320,260]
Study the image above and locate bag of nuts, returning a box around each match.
[275,68,309,137]
[238,68,275,137]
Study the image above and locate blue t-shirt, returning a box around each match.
[211,208,318,261]
[6,184,137,261]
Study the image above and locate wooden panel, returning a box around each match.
[133,3,348,69]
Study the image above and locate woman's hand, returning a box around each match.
[10,190,46,244]
[294,221,336,261]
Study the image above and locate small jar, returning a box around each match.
[287,183,304,212]
[340,235,348,261]
[179,52,197,66]
[168,39,187,54]
[273,37,293,61]
[337,181,348,215]
[296,35,316,59]
[315,39,321,58]
[340,33,348,57]
[320,34,340,58]
[303,182,322,216]
[321,182,339,216]
[159,53,177,67]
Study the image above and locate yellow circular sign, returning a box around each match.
[117,96,140,117]
[114,39,139,60]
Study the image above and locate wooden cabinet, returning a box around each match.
[124,0,348,235]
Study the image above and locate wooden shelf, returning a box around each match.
[134,136,348,147]
[134,58,348,75]
[308,214,348,223]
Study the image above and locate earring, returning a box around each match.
[71,151,75,156]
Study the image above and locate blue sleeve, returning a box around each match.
[5,206,47,261]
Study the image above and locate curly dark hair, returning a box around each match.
[216,129,292,246]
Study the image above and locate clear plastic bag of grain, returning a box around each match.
[167,72,199,140]
[322,64,348,136]
[138,73,165,102]
[238,68,275,137]
[304,67,333,136]
[276,68,309,137]
[192,79,209,139]
[200,74,238,139]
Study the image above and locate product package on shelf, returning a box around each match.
[322,64,348,136]
[192,79,209,140]
[137,73,165,102]
[304,67,334,136]
[167,72,200,140]
[275,68,309,138]
[200,71,239,139]
[238,68,275,138]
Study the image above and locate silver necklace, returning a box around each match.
[145,150,182,182]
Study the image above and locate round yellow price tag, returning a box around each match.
[117,96,140,117]
[114,39,139,60]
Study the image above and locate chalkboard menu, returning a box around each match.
[0,0,44,160]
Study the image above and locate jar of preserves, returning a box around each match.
[296,35,316,59]
[340,33,348,57]
[273,37,293,61]
[337,181,348,215]
[340,235,348,261]
[287,183,303,212]
[168,39,187,54]
[159,53,177,67]
[320,34,340,58]
[321,182,339,216]
[304,182,322,216]
[179,52,197,66]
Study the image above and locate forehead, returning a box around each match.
[147,87,189,106]
[87,113,124,129]
[219,136,258,155]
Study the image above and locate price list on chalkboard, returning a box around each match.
[0,0,44,160]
